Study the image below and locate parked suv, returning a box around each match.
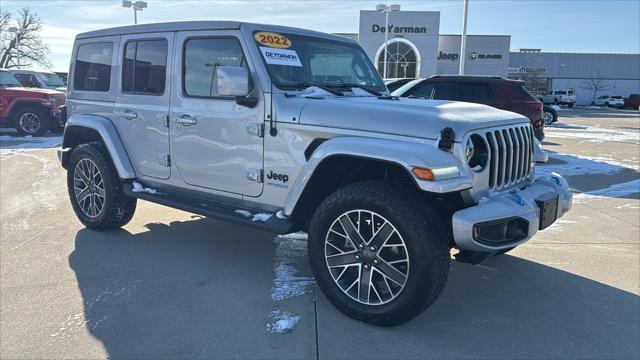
[58,22,572,326]
[392,75,546,141]
[624,94,640,110]
[0,69,66,135]
[10,69,67,91]
[595,95,624,108]
[540,89,576,107]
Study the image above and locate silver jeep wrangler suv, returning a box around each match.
[58,21,572,326]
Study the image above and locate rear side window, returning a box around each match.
[458,82,493,102]
[74,42,113,92]
[405,81,455,100]
[183,38,248,98]
[122,39,168,95]
[494,84,536,102]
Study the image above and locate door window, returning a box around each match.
[183,38,248,98]
[405,81,455,100]
[458,82,493,102]
[122,39,168,95]
[74,42,113,91]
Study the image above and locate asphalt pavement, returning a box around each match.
[1,106,638,359]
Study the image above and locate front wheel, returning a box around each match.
[308,181,451,326]
[14,107,49,136]
[553,99,559,105]
[67,142,137,230]
[543,109,557,125]
[567,103,574,108]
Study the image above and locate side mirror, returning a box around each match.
[215,66,250,97]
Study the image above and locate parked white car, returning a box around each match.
[540,89,576,107]
[594,95,624,107]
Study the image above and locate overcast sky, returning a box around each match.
[2,0,639,71]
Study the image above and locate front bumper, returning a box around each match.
[452,173,572,252]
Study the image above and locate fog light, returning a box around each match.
[473,217,529,245]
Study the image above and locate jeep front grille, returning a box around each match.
[485,124,534,190]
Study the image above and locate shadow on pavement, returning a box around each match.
[315,254,640,359]
[68,217,316,359]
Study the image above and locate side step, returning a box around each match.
[123,183,297,235]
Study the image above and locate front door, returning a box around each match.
[114,32,174,179]
[170,31,264,197]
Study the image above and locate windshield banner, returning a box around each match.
[259,47,302,67]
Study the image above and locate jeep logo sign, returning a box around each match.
[372,24,427,34]
[438,51,459,61]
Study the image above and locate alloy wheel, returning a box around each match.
[544,111,554,125]
[73,158,105,218]
[18,112,42,134]
[324,210,409,305]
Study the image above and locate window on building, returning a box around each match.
[377,40,418,79]
[122,39,168,94]
[183,38,248,98]
[74,42,113,92]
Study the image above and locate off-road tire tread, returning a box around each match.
[308,180,450,326]
[67,142,136,230]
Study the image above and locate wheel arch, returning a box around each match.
[9,100,50,121]
[285,136,471,223]
[61,114,135,179]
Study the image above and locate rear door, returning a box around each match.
[114,32,174,179]
[169,30,264,197]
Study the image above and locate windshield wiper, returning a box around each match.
[278,82,344,96]
[326,83,382,96]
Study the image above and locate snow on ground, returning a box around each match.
[573,179,640,204]
[0,135,63,158]
[544,123,639,143]
[266,232,314,334]
[535,152,638,179]
[266,310,301,334]
[271,233,314,301]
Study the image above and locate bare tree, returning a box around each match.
[0,8,51,69]
[581,71,610,105]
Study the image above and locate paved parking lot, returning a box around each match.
[1,107,638,359]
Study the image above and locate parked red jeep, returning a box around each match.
[624,94,640,110]
[0,69,66,136]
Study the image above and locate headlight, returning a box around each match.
[466,134,488,171]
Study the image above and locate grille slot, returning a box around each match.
[483,124,533,191]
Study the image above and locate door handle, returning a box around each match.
[175,114,197,126]
[116,110,137,120]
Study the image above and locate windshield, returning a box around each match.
[39,73,65,87]
[253,31,386,94]
[0,72,21,87]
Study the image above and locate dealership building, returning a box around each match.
[337,10,640,105]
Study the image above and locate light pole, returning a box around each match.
[376,4,400,79]
[8,26,24,69]
[458,0,469,75]
[122,0,148,25]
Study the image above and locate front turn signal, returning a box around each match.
[412,167,436,181]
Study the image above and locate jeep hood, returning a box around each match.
[298,97,530,141]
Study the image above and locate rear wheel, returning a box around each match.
[553,99,559,105]
[308,181,450,326]
[14,107,49,136]
[67,142,137,230]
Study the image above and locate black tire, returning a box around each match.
[543,109,557,125]
[604,102,610,107]
[553,99,559,105]
[308,181,451,326]
[567,103,574,108]
[67,142,137,230]
[13,107,49,136]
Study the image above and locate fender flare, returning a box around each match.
[283,136,472,216]
[61,114,136,179]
